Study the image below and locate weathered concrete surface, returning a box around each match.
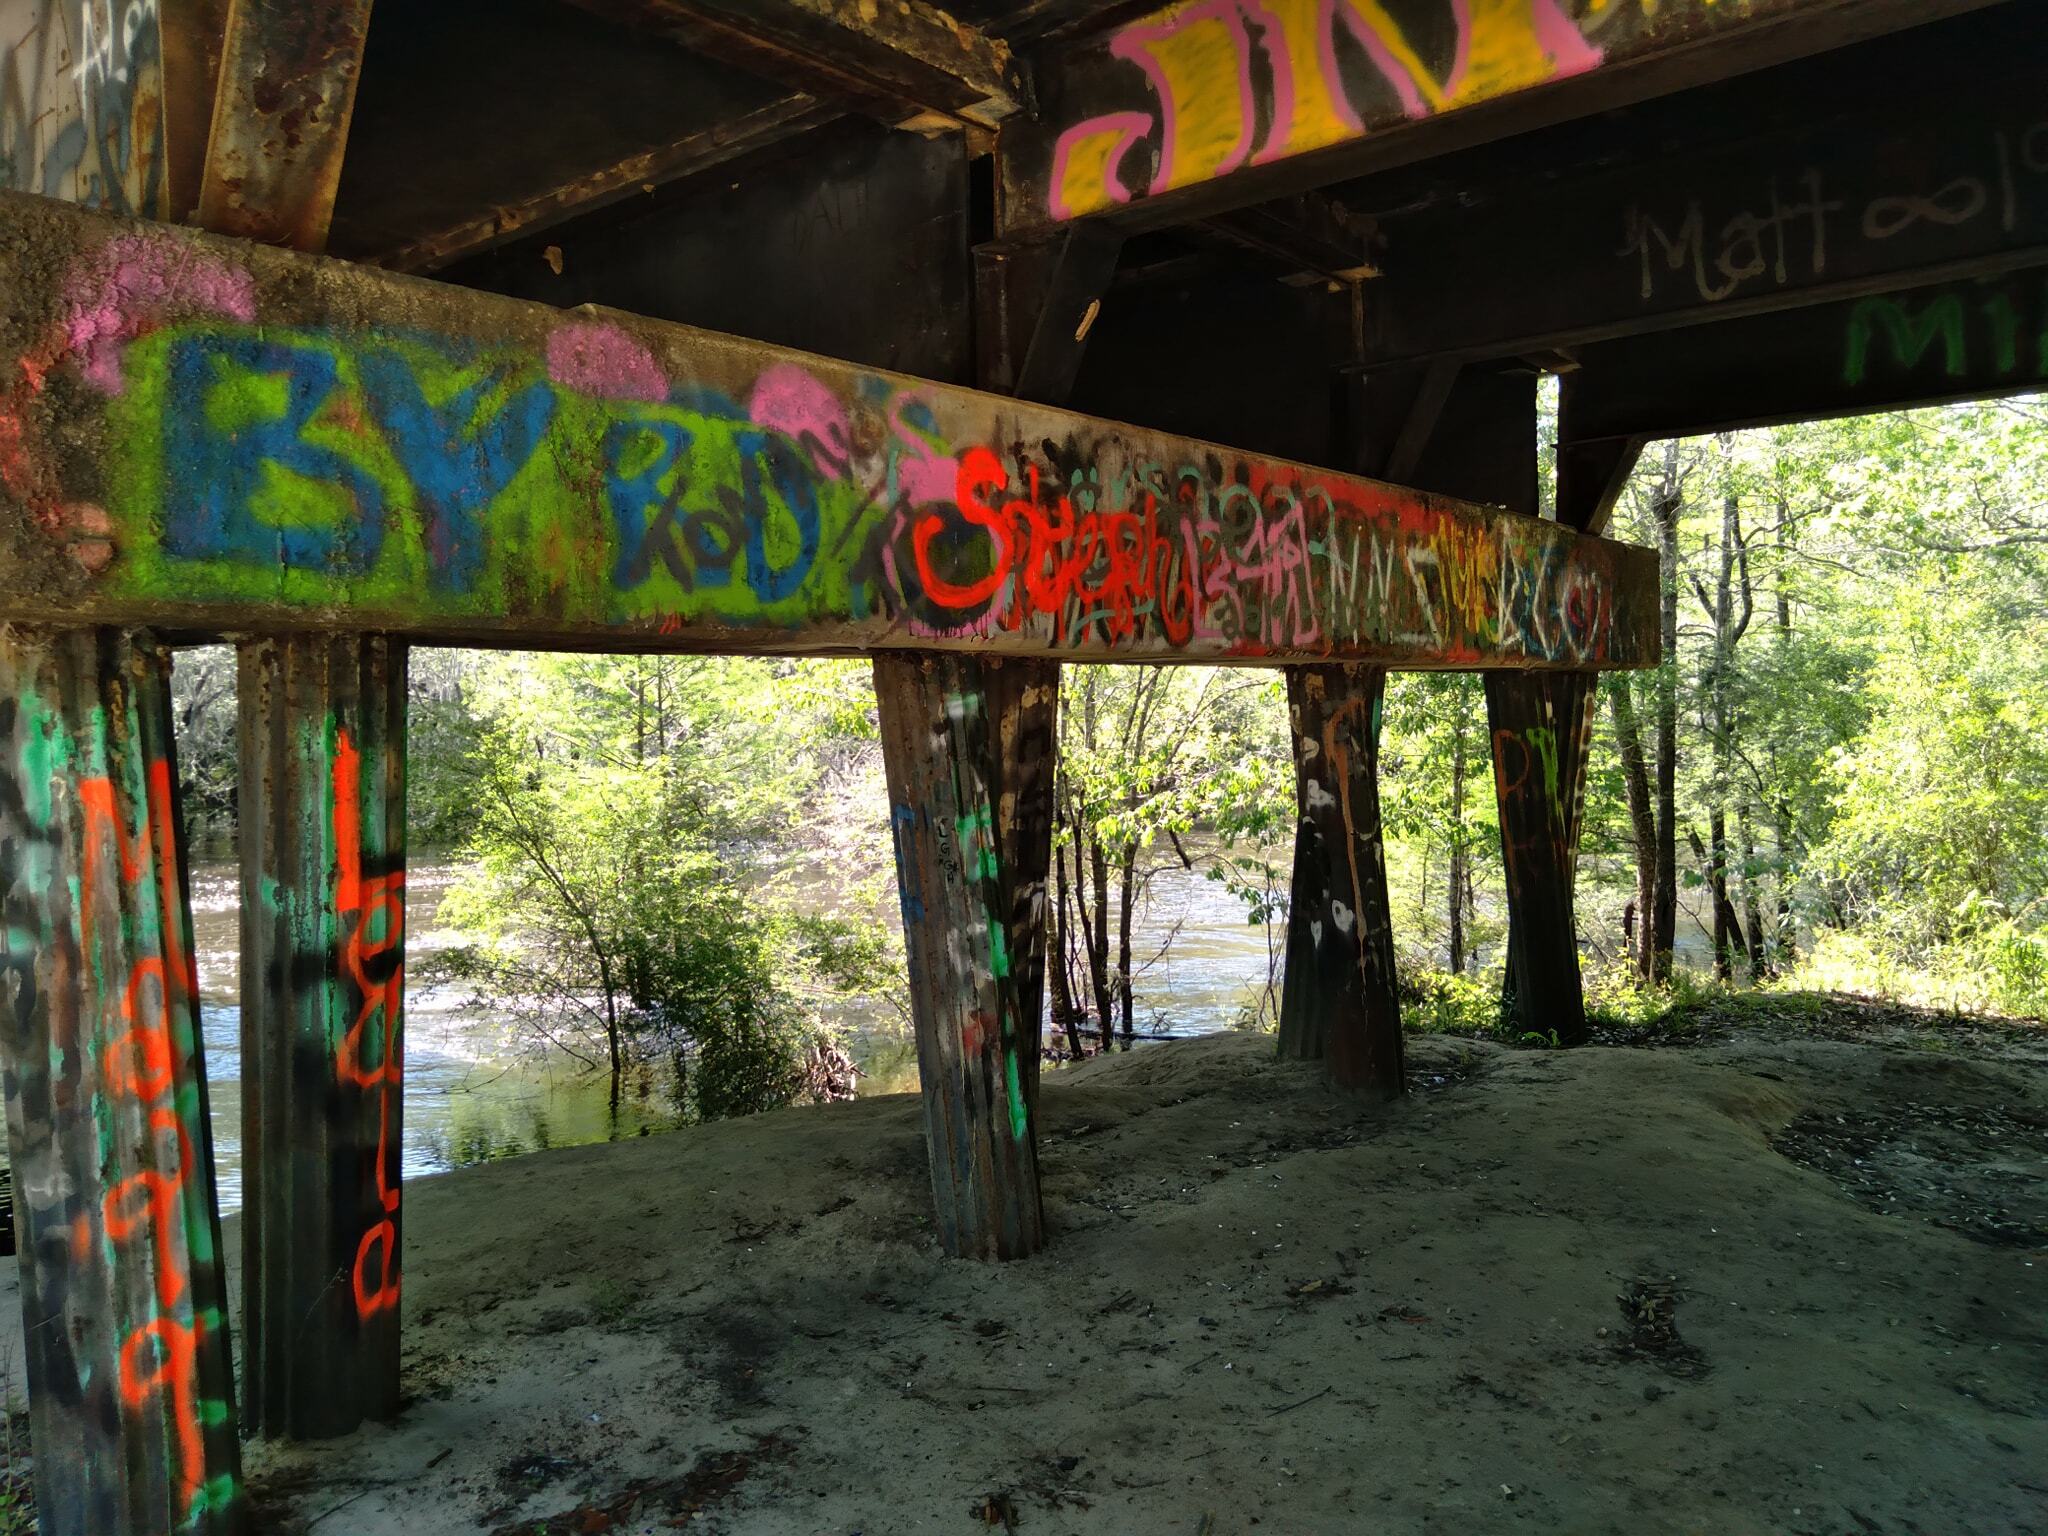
[0,192,1656,669]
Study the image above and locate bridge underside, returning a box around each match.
[0,1,2039,1531]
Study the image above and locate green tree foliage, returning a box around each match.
[168,645,237,847]
[1380,672,1501,976]
[1581,398,2048,1016]
[427,652,891,1117]
[1050,666,1291,1048]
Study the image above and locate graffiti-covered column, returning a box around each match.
[985,656,1060,1102]
[969,227,1118,1103]
[1486,670,1597,1044]
[876,653,1054,1260]
[1275,665,1404,1093]
[237,635,407,1437]
[0,627,244,1536]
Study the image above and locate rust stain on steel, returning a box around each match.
[0,190,1658,670]
[374,95,841,274]
[565,0,1024,126]
[196,0,376,250]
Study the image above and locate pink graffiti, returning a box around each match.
[1114,0,1259,196]
[889,398,957,508]
[1049,0,1606,218]
[748,367,957,509]
[545,322,670,402]
[63,234,258,395]
[749,364,852,477]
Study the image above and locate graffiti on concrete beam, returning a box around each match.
[0,196,1655,669]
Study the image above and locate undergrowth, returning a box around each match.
[1397,963,2046,1048]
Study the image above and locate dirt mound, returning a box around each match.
[4,1028,2040,1534]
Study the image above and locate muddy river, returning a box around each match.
[185,856,1278,1210]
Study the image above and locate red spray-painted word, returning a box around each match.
[332,729,406,1319]
[84,759,213,1517]
[912,448,1334,650]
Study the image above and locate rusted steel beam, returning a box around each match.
[566,0,1024,128]
[876,652,1049,1259]
[973,225,1122,405]
[373,94,840,274]
[0,626,245,1535]
[1487,670,1597,1044]
[0,193,1656,670]
[160,0,235,223]
[237,633,406,1438]
[1001,0,2000,237]
[1274,664,1403,1094]
[195,0,375,251]
[1192,191,1378,286]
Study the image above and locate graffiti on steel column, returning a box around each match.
[330,725,405,1318]
[0,670,239,1527]
[1491,722,1567,882]
[1,0,167,213]
[1291,673,1391,962]
[1,228,1639,666]
[1045,0,1608,220]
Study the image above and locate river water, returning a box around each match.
[186,856,1278,1211]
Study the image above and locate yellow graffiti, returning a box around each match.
[1050,0,1607,220]
[1048,113,1150,218]
[1117,2,1257,194]
[1434,519,1500,641]
[1253,0,1357,164]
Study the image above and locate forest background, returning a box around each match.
[165,397,2048,1121]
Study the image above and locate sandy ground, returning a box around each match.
[11,1023,2048,1535]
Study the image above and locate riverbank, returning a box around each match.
[21,1017,2048,1534]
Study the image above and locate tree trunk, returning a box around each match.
[1447,694,1468,975]
[1609,677,1657,981]
[1773,799,1798,964]
[1771,500,1797,966]
[1086,829,1114,1052]
[1650,442,1682,983]
[1704,484,1756,985]
[1050,835,1084,1058]
[1739,804,1769,980]
[1709,805,1736,981]
[1116,844,1137,1042]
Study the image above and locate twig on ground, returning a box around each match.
[1267,1386,1332,1416]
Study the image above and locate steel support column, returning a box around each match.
[0,627,244,1535]
[1274,664,1403,1094]
[1486,669,1598,1044]
[876,652,1053,1260]
[237,634,408,1437]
